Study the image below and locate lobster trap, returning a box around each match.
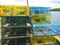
[1,16,32,45]
[13,6,29,16]
[2,38,31,45]
[30,7,51,15]
[0,5,30,16]
[0,5,13,16]
[2,27,31,37]
[31,15,52,24]
[32,24,60,36]
[32,36,57,45]
[1,16,31,26]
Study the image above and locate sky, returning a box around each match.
[0,0,60,8]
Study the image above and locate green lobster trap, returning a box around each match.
[1,16,31,26]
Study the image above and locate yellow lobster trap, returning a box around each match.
[0,5,4,16]
[32,36,57,45]
[31,14,52,24]
[0,5,13,16]
[13,6,29,16]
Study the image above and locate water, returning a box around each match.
[52,11,60,37]
[51,11,60,25]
